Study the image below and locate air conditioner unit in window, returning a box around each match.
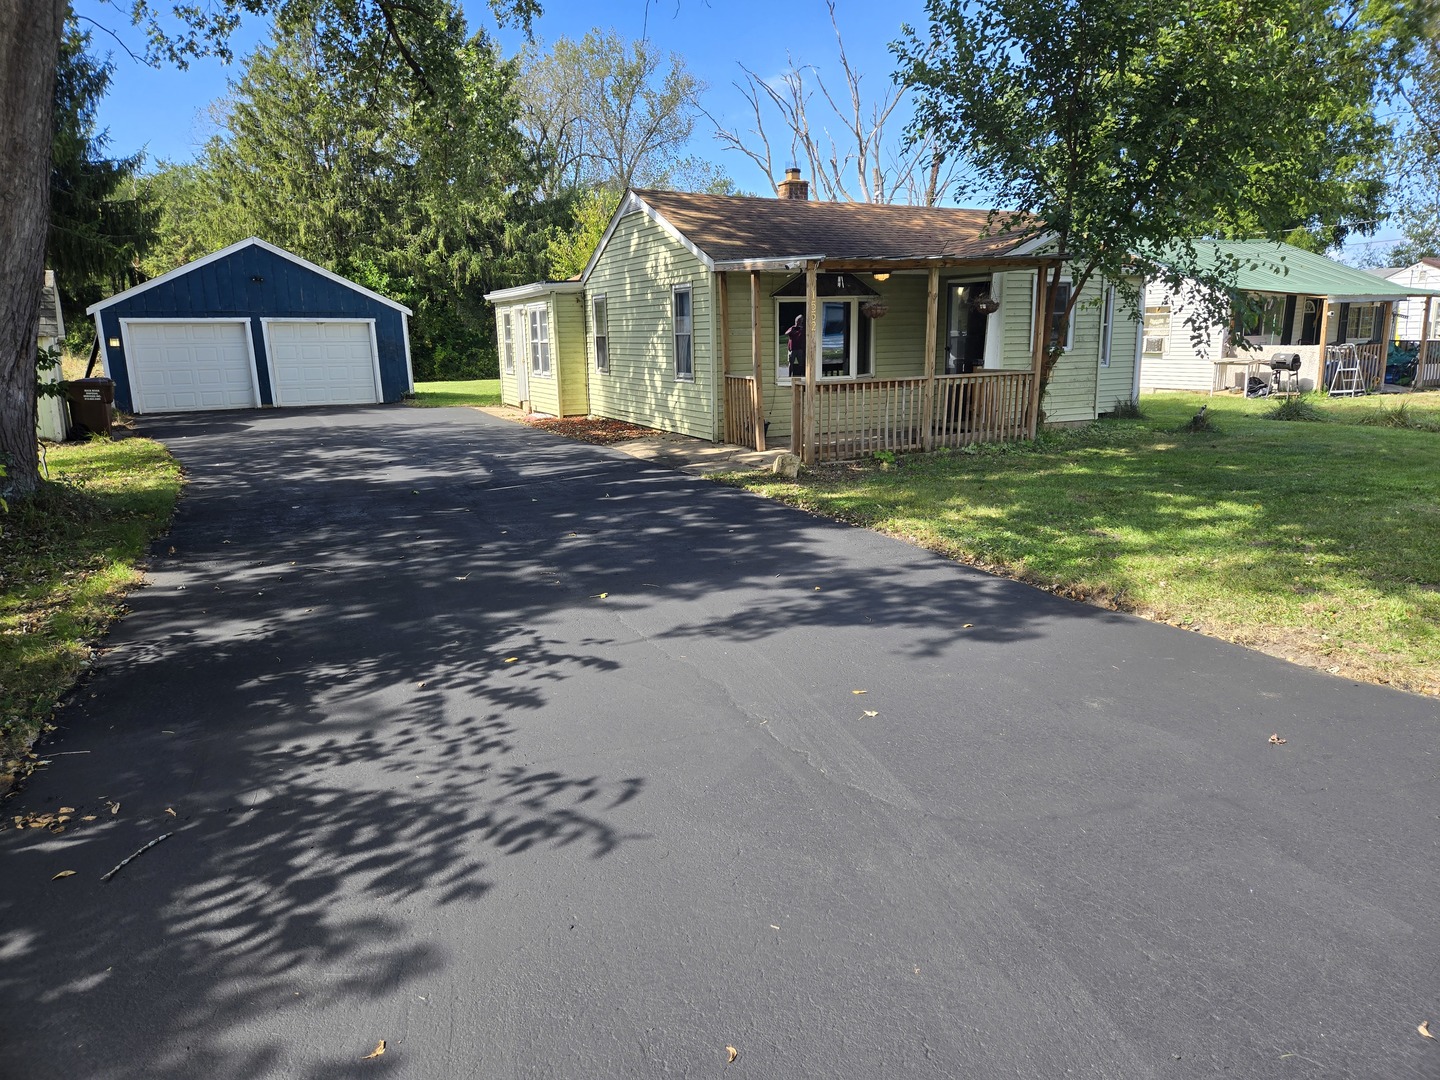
[1143,335,1167,355]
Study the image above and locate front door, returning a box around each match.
[946,282,990,374]
[514,315,530,405]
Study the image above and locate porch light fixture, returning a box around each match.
[107,337,120,348]
[872,272,891,282]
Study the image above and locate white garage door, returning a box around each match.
[268,321,379,406]
[125,321,257,413]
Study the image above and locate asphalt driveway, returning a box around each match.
[2,405,1437,1079]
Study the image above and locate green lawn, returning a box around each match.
[725,391,1440,695]
[410,378,502,408]
[1,437,182,786]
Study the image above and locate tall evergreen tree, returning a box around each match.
[48,19,157,334]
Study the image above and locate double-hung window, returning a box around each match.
[1047,279,1075,351]
[1099,286,1115,368]
[592,295,609,373]
[528,305,551,377]
[501,312,515,374]
[673,285,693,381]
[1346,303,1377,342]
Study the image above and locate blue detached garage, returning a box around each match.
[86,237,413,414]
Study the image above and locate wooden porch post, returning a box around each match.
[920,266,939,451]
[1026,263,1051,439]
[750,271,767,450]
[1418,295,1435,390]
[1379,300,1395,391]
[803,260,819,464]
[1316,298,1331,390]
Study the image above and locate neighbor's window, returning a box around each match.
[528,305,551,376]
[673,284,693,381]
[1243,295,1287,345]
[1047,280,1075,351]
[1345,303,1377,342]
[592,295,609,373]
[775,299,873,382]
[1142,304,1170,356]
[501,312,515,374]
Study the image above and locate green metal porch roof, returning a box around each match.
[1187,240,1440,302]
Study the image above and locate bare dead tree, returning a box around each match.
[705,0,963,204]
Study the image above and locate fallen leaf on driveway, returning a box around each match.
[1268,734,1287,745]
[51,870,76,880]
[363,1040,386,1060]
[726,1046,739,1063]
[58,806,75,813]
[852,690,867,695]
[862,710,879,718]
[591,592,609,599]
[504,657,519,663]
[1420,1021,1434,1040]
[963,623,973,628]
[164,808,176,817]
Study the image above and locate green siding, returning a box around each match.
[584,211,713,440]
[554,292,589,416]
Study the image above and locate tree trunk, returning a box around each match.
[0,1,67,497]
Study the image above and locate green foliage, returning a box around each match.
[1108,397,1146,420]
[48,20,157,325]
[1386,21,1440,264]
[546,189,620,279]
[517,29,709,197]
[142,16,562,380]
[1353,400,1440,431]
[1266,396,1328,422]
[893,0,1407,406]
[1179,405,1218,434]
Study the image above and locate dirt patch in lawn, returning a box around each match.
[521,415,665,445]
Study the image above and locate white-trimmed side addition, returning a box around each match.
[263,319,382,406]
[120,319,260,414]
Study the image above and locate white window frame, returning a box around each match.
[1099,286,1115,368]
[773,297,875,385]
[673,284,693,382]
[501,311,515,374]
[527,303,552,377]
[592,294,609,373]
[1142,304,1171,356]
[1346,303,1377,342]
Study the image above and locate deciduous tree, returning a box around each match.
[893,0,1413,412]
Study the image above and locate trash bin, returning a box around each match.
[66,378,114,438]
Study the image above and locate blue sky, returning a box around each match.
[68,0,928,199]
[67,0,1401,262]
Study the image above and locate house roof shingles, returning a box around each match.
[632,189,1036,264]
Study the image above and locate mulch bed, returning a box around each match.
[521,415,663,445]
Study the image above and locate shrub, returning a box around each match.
[1108,396,1146,419]
[1267,396,1327,422]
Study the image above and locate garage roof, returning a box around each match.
[85,237,413,316]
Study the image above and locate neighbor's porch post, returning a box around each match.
[920,265,939,451]
[750,270,767,450]
[1419,295,1436,390]
[803,260,819,464]
[1379,300,1395,391]
[1316,298,1331,390]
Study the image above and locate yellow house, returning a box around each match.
[491,173,1141,463]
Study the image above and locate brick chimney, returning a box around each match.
[776,167,809,201]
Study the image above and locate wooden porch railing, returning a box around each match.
[1355,343,1385,390]
[724,374,758,448]
[790,370,1034,462]
[1417,341,1440,389]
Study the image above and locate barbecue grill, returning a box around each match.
[1268,352,1302,397]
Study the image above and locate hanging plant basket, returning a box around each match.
[971,292,1000,315]
[861,301,889,319]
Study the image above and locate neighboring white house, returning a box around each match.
[1140,240,1439,393]
[37,271,68,442]
[1374,259,1440,340]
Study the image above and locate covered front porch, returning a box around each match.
[716,256,1059,463]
